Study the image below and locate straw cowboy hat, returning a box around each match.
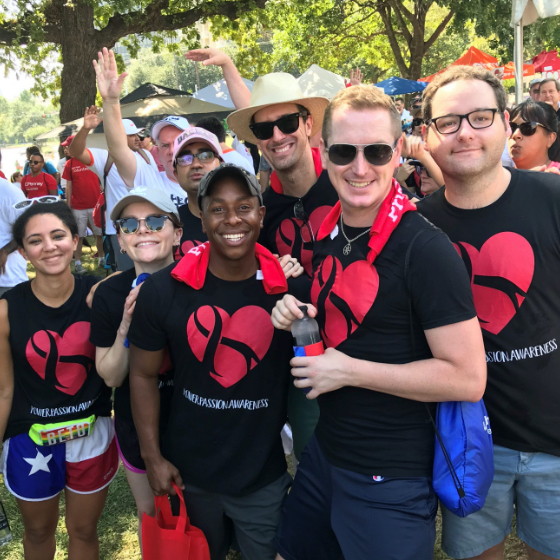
[226,73,330,144]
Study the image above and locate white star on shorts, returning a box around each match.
[23,450,53,475]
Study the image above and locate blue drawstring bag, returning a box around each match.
[429,400,494,517]
[405,231,494,517]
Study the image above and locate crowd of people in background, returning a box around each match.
[0,45,559,560]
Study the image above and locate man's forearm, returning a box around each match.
[69,126,93,165]
[66,180,72,207]
[101,100,137,187]
[222,61,252,109]
[1,240,17,256]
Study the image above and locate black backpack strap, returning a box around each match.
[404,229,465,498]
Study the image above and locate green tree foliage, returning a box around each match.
[0,0,267,122]
[125,48,226,93]
[0,91,59,145]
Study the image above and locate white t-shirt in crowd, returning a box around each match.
[0,179,29,287]
[158,171,187,208]
[57,158,67,190]
[222,149,255,175]
[87,148,164,235]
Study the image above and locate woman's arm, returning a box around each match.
[95,284,140,388]
[0,300,14,442]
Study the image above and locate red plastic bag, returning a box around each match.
[142,483,211,560]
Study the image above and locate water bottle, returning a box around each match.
[292,306,324,394]
[0,500,12,546]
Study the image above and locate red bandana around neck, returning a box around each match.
[171,241,288,294]
[317,179,417,264]
[269,147,323,194]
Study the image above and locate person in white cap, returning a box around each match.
[69,108,159,271]
[529,77,543,101]
[150,115,191,207]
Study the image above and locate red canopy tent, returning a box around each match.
[532,50,560,73]
[420,46,534,82]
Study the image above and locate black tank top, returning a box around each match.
[3,276,112,440]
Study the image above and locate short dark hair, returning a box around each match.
[26,145,40,157]
[29,152,44,162]
[423,65,507,122]
[13,202,78,248]
[510,100,560,162]
[196,117,226,143]
[539,78,560,93]
[395,97,404,103]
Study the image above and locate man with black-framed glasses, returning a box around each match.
[418,65,560,560]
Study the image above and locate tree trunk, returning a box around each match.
[59,0,99,123]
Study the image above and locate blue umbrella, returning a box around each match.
[374,77,428,96]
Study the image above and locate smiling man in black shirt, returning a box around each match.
[417,66,560,560]
[271,85,486,560]
[128,164,309,560]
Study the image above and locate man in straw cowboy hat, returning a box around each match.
[187,48,340,467]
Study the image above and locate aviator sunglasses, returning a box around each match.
[510,121,552,137]
[249,112,306,141]
[114,215,171,234]
[325,143,396,166]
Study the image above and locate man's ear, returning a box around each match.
[305,114,314,138]
[319,138,328,170]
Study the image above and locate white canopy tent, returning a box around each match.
[512,0,560,103]
[297,64,346,99]
[192,78,254,109]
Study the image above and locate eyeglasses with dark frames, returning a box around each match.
[426,109,501,134]
[175,151,216,167]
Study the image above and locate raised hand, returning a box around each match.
[185,47,233,68]
[83,105,102,131]
[349,68,363,86]
[93,47,127,102]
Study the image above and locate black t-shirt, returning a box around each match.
[3,276,112,440]
[259,170,339,276]
[89,268,174,436]
[417,168,560,456]
[128,263,310,495]
[176,204,207,259]
[311,212,476,476]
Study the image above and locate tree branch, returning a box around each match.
[377,2,409,77]
[96,0,267,46]
[387,0,412,44]
[424,9,454,51]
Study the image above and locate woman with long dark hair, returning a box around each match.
[0,201,117,560]
[508,100,560,170]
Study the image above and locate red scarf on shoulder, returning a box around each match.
[317,179,416,264]
[171,241,288,294]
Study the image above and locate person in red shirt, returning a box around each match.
[62,136,104,273]
[20,153,58,198]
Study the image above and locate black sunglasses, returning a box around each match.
[115,215,171,234]
[294,199,314,244]
[325,143,396,166]
[29,159,43,165]
[249,113,305,140]
[510,121,552,137]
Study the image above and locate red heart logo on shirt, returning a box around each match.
[187,305,274,388]
[276,205,332,275]
[454,232,534,335]
[26,321,95,396]
[311,256,379,348]
[176,239,205,260]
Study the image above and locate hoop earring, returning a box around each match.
[120,248,126,254]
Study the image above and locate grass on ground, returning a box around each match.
[4,237,527,559]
